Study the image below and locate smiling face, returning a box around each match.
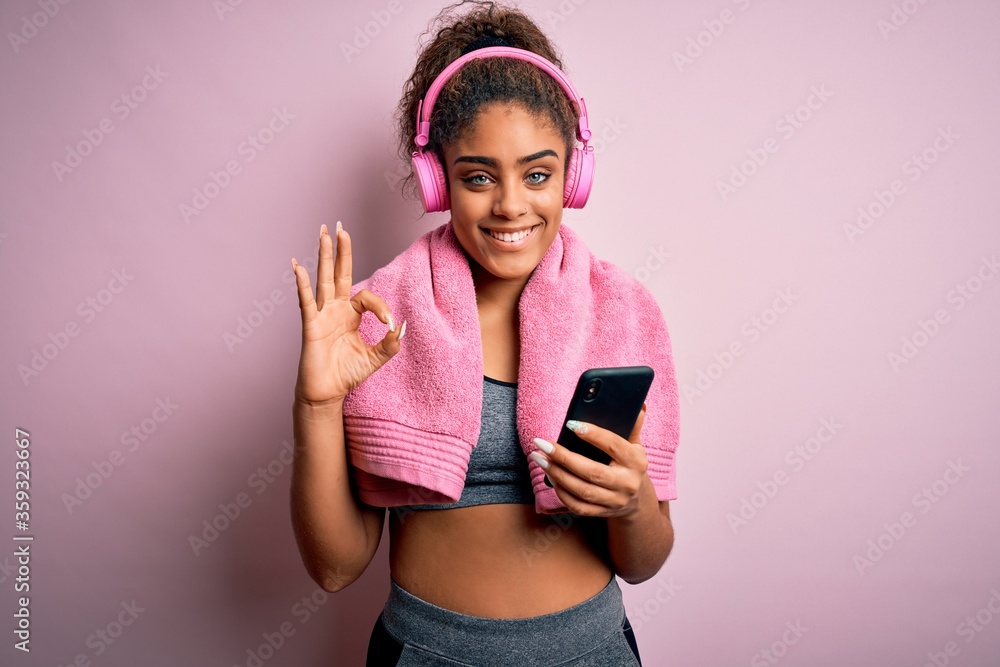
[441,102,568,289]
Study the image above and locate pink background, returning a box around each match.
[3,0,999,665]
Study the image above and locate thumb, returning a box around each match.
[628,402,647,445]
[368,318,406,372]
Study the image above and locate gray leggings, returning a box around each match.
[366,576,642,666]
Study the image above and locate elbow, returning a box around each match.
[292,514,380,594]
[662,529,675,563]
[618,566,662,586]
[315,566,362,594]
[615,555,667,586]
[298,549,366,593]
[616,532,675,586]
[320,576,350,594]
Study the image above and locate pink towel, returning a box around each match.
[343,221,680,513]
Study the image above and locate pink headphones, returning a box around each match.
[411,46,595,212]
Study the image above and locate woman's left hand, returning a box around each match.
[530,403,648,519]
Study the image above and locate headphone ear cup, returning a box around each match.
[563,147,595,209]
[411,150,450,212]
[562,149,580,208]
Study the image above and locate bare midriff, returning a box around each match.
[388,504,613,618]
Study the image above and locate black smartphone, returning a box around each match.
[547,366,654,479]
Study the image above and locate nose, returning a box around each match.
[492,179,528,219]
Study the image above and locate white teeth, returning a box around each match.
[488,225,536,242]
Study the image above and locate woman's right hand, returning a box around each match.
[291,221,405,407]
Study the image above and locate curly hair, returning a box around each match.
[394,0,580,204]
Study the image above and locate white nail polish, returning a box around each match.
[529,451,549,469]
[398,320,407,340]
[533,437,554,454]
[387,313,395,331]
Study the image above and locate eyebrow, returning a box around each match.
[453,149,559,167]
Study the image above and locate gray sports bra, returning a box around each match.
[398,376,535,511]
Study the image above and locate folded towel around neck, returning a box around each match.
[343,221,680,513]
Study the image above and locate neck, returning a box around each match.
[470,261,532,313]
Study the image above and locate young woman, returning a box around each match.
[290,2,679,665]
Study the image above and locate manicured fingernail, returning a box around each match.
[398,320,407,340]
[336,220,343,233]
[529,451,549,469]
[533,437,554,454]
[386,313,395,331]
[566,420,588,434]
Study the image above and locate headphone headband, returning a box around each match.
[413,46,592,150]
[409,45,595,212]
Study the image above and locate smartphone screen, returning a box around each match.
[554,366,654,467]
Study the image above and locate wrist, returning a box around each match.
[608,475,657,525]
[293,395,345,417]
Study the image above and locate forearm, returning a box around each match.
[290,397,374,591]
[605,474,674,584]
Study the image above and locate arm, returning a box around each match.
[529,404,676,584]
[605,484,674,584]
[290,397,386,593]
[289,221,401,593]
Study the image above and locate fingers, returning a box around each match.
[548,464,621,513]
[297,220,354,323]
[291,257,317,327]
[333,221,353,302]
[535,440,619,491]
[554,474,612,516]
[351,289,406,370]
[315,223,335,310]
[532,420,648,493]
[629,404,647,445]
[315,220,353,309]
[532,432,645,516]
[351,289,397,333]
[371,318,407,369]
[562,421,637,468]
[532,452,630,514]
